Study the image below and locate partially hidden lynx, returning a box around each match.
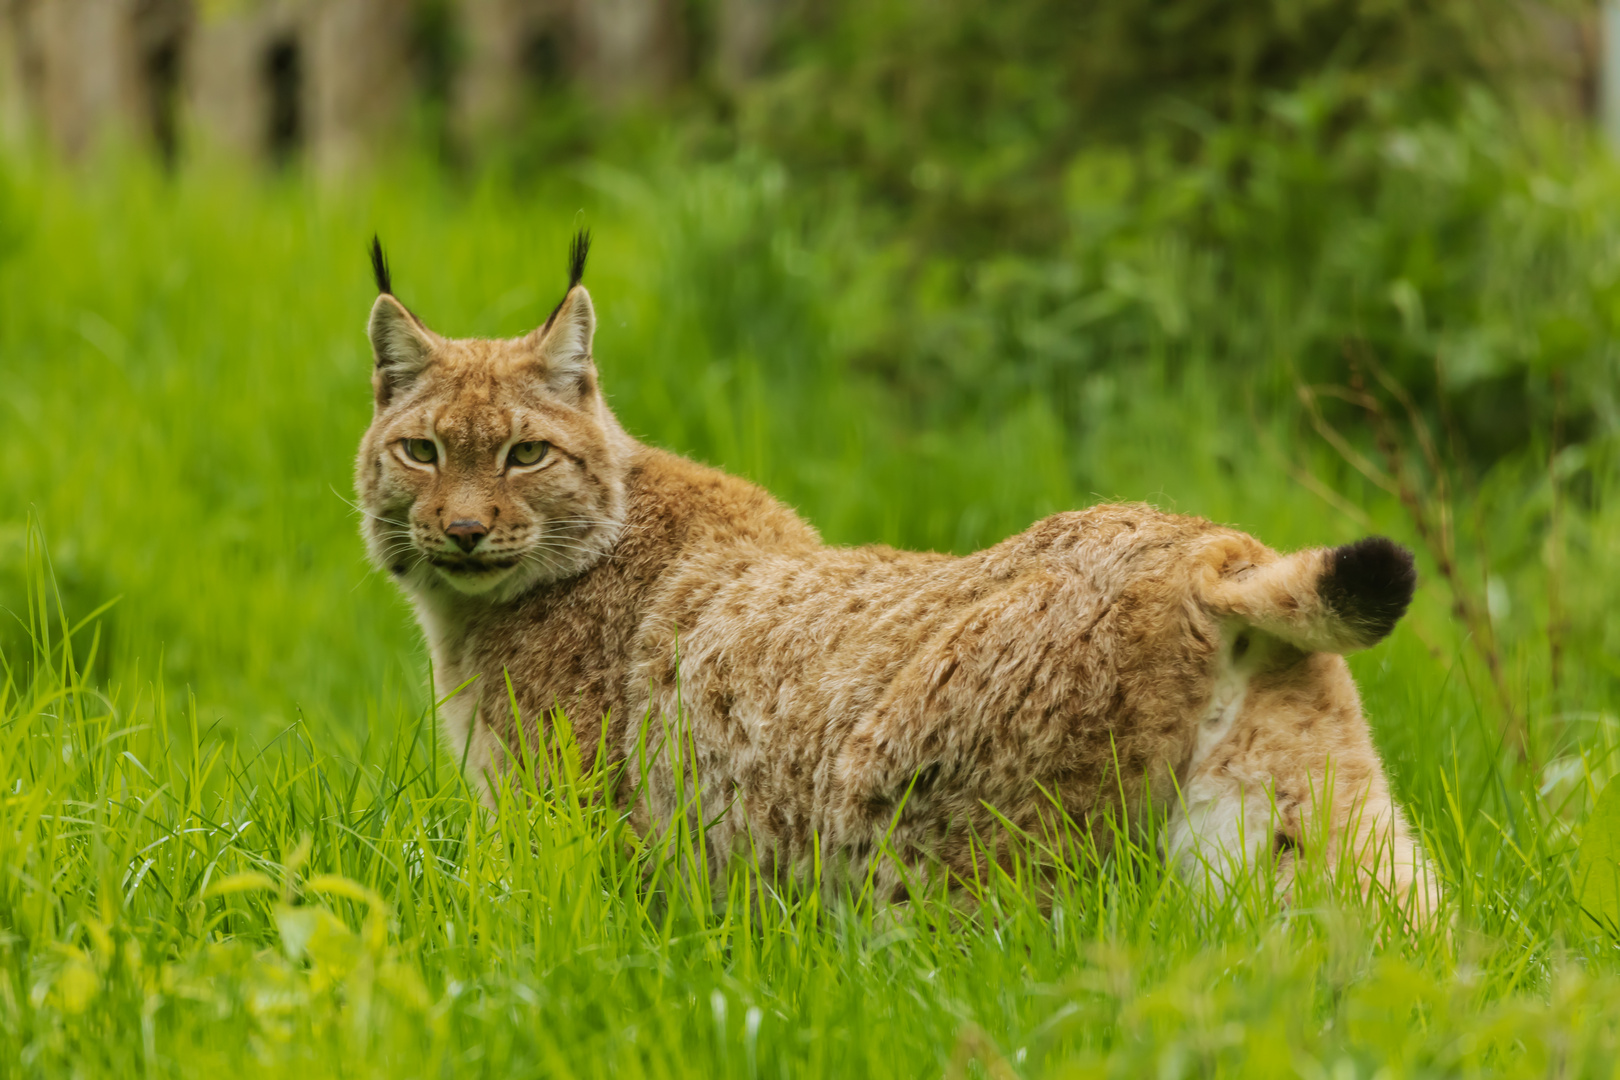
[355,233,1438,917]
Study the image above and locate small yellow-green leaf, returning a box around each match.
[203,872,277,898]
[274,904,321,962]
[303,913,362,979]
[1577,780,1620,938]
[53,959,100,1014]
[304,874,383,909]
[379,959,433,1012]
[282,835,314,876]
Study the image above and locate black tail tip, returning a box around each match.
[1321,536,1417,644]
[369,234,392,295]
[568,228,591,290]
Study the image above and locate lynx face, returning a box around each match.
[354,237,631,602]
[352,235,1439,921]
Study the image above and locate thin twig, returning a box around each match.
[1297,339,1526,763]
[1549,367,1567,703]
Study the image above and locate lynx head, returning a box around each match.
[354,232,633,601]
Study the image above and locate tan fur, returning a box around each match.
[355,276,1440,920]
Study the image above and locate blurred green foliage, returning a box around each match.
[4,591,1620,1078]
[829,87,1620,463]
[4,55,1620,739]
[4,2,1620,1072]
[740,0,1536,237]
[684,0,1603,463]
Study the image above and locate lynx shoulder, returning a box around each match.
[355,235,1438,919]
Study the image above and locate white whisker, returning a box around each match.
[536,539,621,561]
[331,485,407,527]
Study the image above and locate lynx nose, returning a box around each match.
[445,519,489,553]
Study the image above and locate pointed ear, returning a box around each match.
[526,284,597,397]
[368,294,440,406]
[1204,537,1416,654]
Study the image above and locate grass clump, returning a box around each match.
[2,530,1618,1078]
[3,122,1620,1073]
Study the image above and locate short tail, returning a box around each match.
[1204,536,1416,653]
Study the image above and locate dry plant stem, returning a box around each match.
[1428,349,1524,751]
[1358,350,1523,762]
[1295,342,1526,763]
[1357,353,1523,761]
[1250,391,1449,662]
[1292,465,1378,533]
[1548,367,1566,703]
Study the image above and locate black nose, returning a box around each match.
[445,519,488,553]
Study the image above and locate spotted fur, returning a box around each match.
[354,246,1439,919]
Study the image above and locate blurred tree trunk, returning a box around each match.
[573,0,685,105]
[715,0,785,87]
[2,0,189,160]
[308,0,414,175]
[188,1,298,164]
[190,0,412,174]
[457,0,574,140]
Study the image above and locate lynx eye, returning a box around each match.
[402,439,437,464]
[508,441,550,468]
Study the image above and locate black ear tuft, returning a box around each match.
[370,235,392,295]
[568,228,590,290]
[1319,536,1417,645]
[543,228,592,332]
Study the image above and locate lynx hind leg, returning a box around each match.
[1180,534,1442,924]
[1165,776,1296,904]
[1300,757,1443,924]
[1166,760,1440,925]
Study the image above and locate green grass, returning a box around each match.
[3,145,1620,1076]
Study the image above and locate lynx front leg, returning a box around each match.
[1167,746,1439,924]
[435,682,505,812]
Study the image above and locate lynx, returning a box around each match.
[355,234,1439,917]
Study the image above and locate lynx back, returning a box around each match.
[354,236,1439,921]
